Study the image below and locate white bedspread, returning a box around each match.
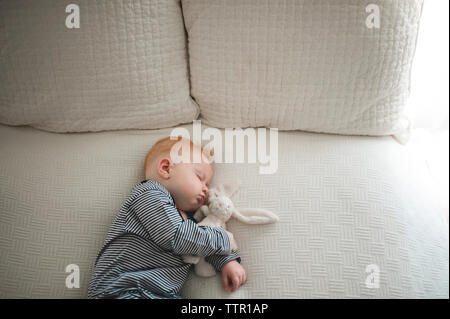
[0,123,447,298]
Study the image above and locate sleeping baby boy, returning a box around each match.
[88,136,246,299]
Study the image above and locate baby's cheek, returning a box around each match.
[189,179,201,192]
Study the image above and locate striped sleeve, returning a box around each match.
[205,250,241,272]
[129,190,231,256]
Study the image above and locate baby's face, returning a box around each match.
[166,149,213,213]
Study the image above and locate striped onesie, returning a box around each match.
[87,179,241,299]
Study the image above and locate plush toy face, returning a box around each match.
[207,188,235,221]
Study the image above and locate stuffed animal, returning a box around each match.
[183,182,279,277]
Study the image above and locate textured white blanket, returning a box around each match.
[0,123,447,298]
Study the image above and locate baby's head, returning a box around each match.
[145,137,213,213]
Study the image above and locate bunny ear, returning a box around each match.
[232,208,279,225]
[221,181,241,198]
[202,144,214,163]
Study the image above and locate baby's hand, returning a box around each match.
[221,260,247,293]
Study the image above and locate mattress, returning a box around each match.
[0,123,448,298]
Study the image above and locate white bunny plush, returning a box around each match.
[183,182,279,277]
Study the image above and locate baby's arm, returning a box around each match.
[205,250,241,272]
[172,219,232,256]
[129,191,232,257]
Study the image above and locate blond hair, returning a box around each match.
[144,136,200,179]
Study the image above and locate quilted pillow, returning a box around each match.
[0,0,199,133]
[182,0,423,137]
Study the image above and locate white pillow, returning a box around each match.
[0,0,199,132]
[182,0,424,137]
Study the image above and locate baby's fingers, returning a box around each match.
[222,273,229,291]
[240,272,246,286]
[231,274,240,292]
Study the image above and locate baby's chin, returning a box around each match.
[179,199,202,213]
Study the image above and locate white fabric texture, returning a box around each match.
[0,0,199,133]
[182,0,423,137]
[0,123,447,298]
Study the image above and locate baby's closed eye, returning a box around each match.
[195,169,206,182]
